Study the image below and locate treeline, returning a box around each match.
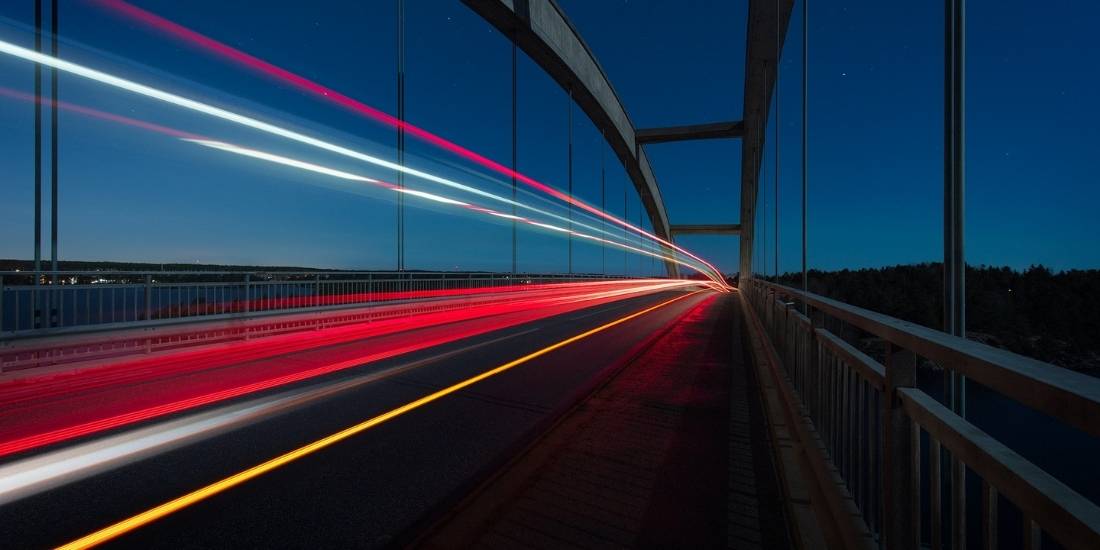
[775,263,1100,373]
[0,259,328,273]
[0,259,499,274]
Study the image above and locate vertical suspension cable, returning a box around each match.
[755,144,761,277]
[637,203,643,276]
[50,0,58,275]
[774,0,780,283]
[623,184,627,276]
[944,0,967,415]
[511,38,518,275]
[760,63,767,280]
[567,88,573,275]
[954,0,966,340]
[395,0,406,271]
[600,130,606,276]
[31,0,43,330]
[943,0,965,529]
[802,0,809,308]
[759,151,764,277]
[33,0,42,275]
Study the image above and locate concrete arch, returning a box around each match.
[464,0,677,276]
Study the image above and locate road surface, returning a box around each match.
[1,287,716,548]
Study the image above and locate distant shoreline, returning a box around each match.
[774,262,1100,374]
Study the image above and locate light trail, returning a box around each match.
[0,86,671,271]
[0,281,703,458]
[0,327,535,506]
[394,187,469,206]
[91,0,727,284]
[0,41,722,281]
[0,279,682,391]
[183,138,389,187]
[55,289,706,550]
[184,139,721,278]
[0,41,547,234]
[0,86,202,140]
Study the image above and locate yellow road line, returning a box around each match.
[57,289,706,549]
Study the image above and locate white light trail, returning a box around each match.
[395,188,469,206]
[529,222,571,233]
[181,137,717,278]
[0,39,711,276]
[186,139,379,183]
[0,38,725,284]
[0,396,279,506]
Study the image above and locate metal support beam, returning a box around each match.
[465,0,677,277]
[635,121,744,144]
[670,224,741,236]
[944,0,967,416]
[739,0,794,285]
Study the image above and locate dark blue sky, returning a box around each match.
[0,1,1096,274]
[564,0,1100,274]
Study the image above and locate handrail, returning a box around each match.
[745,278,1100,549]
[816,329,885,390]
[899,387,1100,549]
[0,271,644,338]
[755,279,1100,438]
[0,270,630,278]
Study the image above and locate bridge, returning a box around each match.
[0,1,1098,549]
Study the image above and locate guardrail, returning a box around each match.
[0,270,629,339]
[746,279,1100,550]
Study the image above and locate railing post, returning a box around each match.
[883,343,918,550]
[45,272,53,327]
[781,302,791,369]
[144,274,152,321]
[778,299,786,362]
[32,272,41,330]
[243,274,251,314]
[809,309,823,415]
[765,289,774,336]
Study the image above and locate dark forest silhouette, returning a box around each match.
[771,263,1100,374]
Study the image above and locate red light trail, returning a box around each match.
[54,289,706,550]
[0,281,703,459]
[0,87,202,140]
[0,84,717,278]
[90,0,727,284]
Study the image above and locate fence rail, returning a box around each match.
[0,270,630,339]
[746,279,1100,550]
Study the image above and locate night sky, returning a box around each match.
[0,0,1096,275]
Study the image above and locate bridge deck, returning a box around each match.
[419,293,790,549]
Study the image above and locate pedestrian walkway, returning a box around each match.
[417,292,790,549]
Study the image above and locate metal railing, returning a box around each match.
[746,279,1100,550]
[0,270,629,339]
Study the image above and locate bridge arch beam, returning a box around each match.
[464,0,677,277]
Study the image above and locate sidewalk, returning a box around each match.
[418,292,789,549]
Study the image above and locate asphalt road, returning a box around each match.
[1,287,715,548]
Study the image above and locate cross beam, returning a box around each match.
[670,224,741,236]
[635,121,744,144]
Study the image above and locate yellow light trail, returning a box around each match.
[56,289,707,549]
